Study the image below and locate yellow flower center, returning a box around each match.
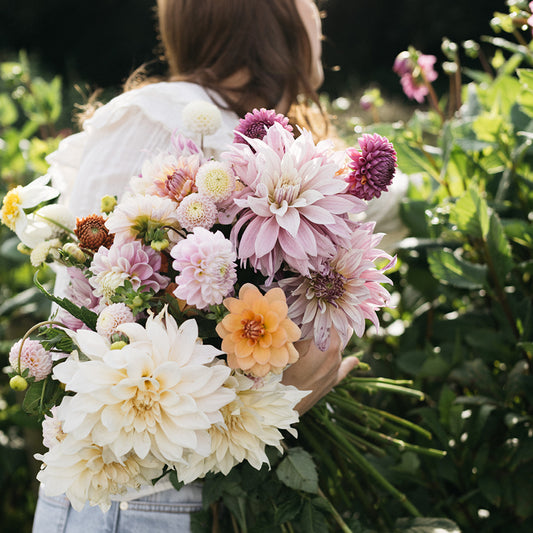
[1,186,23,230]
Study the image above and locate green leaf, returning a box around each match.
[449,188,490,239]
[299,500,329,533]
[486,212,513,286]
[0,93,18,126]
[276,447,318,494]
[168,469,184,492]
[428,249,487,289]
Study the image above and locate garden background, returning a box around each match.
[1,1,532,532]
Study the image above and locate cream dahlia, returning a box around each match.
[52,309,235,465]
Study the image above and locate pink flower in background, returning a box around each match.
[9,339,53,381]
[55,267,101,332]
[170,227,237,309]
[346,134,397,200]
[90,240,169,302]
[233,108,293,144]
[393,50,438,103]
[226,123,365,280]
[529,2,533,34]
[278,222,395,350]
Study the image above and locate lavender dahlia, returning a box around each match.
[278,222,395,350]
[345,134,397,201]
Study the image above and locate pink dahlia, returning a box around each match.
[278,222,395,350]
[89,240,169,302]
[233,108,293,144]
[345,134,397,200]
[393,50,438,103]
[225,123,366,280]
[9,338,53,381]
[170,227,237,309]
[55,267,101,332]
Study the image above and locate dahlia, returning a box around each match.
[42,406,66,449]
[89,240,168,303]
[176,193,218,232]
[170,227,237,309]
[52,309,235,466]
[195,161,236,203]
[75,214,114,251]
[105,193,181,245]
[182,100,222,136]
[216,284,301,377]
[233,108,293,144]
[393,50,438,103]
[278,222,395,350]
[9,338,53,381]
[96,303,135,338]
[36,433,164,512]
[224,123,365,279]
[175,371,307,483]
[345,134,397,200]
[132,152,202,203]
[55,266,101,331]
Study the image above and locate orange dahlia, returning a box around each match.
[215,284,300,377]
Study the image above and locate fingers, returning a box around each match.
[336,356,359,384]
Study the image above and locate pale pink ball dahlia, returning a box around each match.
[278,222,395,350]
[345,134,397,200]
[176,193,218,232]
[89,240,169,302]
[170,227,237,309]
[9,339,53,381]
[96,303,136,338]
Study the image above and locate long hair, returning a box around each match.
[124,0,328,136]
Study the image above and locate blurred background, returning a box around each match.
[0,0,504,118]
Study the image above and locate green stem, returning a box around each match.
[317,488,353,533]
[319,414,422,517]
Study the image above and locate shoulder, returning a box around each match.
[84,81,239,137]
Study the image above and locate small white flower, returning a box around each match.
[30,238,62,267]
[182,100,222,136]
[0,175,59,240]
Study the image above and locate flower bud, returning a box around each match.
[110,341,128,350]
[63,242,87,262]
[10,375,28,391]
[100,195,117,214]
[151,239,170,252]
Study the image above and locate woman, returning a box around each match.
[33,1,358,531]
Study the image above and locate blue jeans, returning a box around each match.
[32,486,203,533]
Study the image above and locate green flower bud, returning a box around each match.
[101,195,118,214]
[151,239,170,252]
[10,375,28,391]
[110,341,128,350]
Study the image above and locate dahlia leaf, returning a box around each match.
[428,249,487,289]
[276,447,318,494]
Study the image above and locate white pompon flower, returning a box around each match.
[195,161,235,203]
[30,238,62,267]
[36,433,164,512]
[96,303,135,338]
[182,100,222,136]
[175,371,308,483]
[52,308,235,465]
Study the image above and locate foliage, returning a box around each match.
[0,52,63,533]
[344,3,533,531]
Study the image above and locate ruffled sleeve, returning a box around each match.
[46,82,239,216]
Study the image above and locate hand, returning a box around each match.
[281,329,359,415]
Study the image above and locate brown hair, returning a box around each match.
[124,0,328,137]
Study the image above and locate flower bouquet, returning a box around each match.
[1,102,399,517]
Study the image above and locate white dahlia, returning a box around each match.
[182,100,222,136]
[175,371,308,483]
[36,433,163,512]
[52,308,235,465]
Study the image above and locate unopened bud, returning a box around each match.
[151,239,169,252]
[10,375,28,391]
[17,242,32,255]
[63,242,86,262]
[101,195,117,214]
[110,341,128,350]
